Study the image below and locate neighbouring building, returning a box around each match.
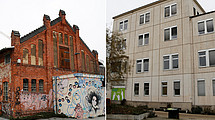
[109,0,215,112]
[0,10,103,118]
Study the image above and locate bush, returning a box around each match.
[121,99,126,106]
[191,106,202,114]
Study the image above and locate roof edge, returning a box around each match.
[113,0,164,19]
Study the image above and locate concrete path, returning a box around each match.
[148,111,215,120]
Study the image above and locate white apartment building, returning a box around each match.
[109,0,215,111]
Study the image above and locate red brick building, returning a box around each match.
[0,10,99,117]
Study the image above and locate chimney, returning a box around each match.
[43,14,51,28]
[73,25,79,36]
[59,9,66,24]
[11,30,20,46]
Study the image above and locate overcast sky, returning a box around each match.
[0,0,106,64]
[107,0,215,29]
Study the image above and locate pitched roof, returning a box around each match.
[0,46,14,54]
[19,16,94,56]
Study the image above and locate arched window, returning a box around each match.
[31,79,36,92]
[39,79,44,92]
[31,44,36,65]
[23,79,29,92]
[23,49,29,64]
[53,31,58,67]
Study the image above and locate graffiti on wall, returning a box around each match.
[2,103,11,115]
[53,73,105,119]
[20,89,53,111]
[0,64,11,84]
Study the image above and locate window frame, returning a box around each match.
[139,12,150,25]
[164,26,177,41]
[5,54,11,64]
[136,58,149,73]
[31,79,36,92]
[23,79,29,92]
[198,18,214,35]
[164,3,177,18]
[213,79,215,96]
[163,53,179,70]
[134,82,139,96]
[144,82,150,96]
[161,81,168,96]
[198,48,215,67]
[138,32,149,46]
[173,80,180,96]
[119,19,128,31]
[3,82,8,101]
[197,79,205,96]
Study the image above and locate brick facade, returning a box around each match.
[0,10,99,117]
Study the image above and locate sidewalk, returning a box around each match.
[0,116,105,120]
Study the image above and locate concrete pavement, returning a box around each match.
[0,116,105,120]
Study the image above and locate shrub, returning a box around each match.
[191,106,202,114]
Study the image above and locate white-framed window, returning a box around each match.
[163,54,179,70]
[134,83,139,96]
[198,49,215,67]
[122,38,126,50]
[136,58,149,73]
[165,3,177,17]
[213,79,215,96]
[198,19,214,35]
[162,81,168,96]
[144,82,149,96]
[164,26,177,41]
[198,79,205,96]
[174,80,180,96]
[119,20,128,31]
[140,12,150,25]
[138,33,149,46]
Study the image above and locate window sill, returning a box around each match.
[144,95,150,97]
[136,71,149,74]
[174,95,180,97]
[163,68,179,71]
[164,14,177,19]
[138,44,149,47]
[139,22,150,26]
[198,31,214,36]
[161,95,168,97]
[134,95,139,97]
[199,65,215,68]
[164,38,177,42]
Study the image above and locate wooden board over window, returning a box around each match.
[60,47,70,69]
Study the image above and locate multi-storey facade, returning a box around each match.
[110,0,215,111]
[0,10,100,117]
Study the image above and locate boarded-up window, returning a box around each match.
[39,80,44,92]
[59,33,63,44]
[53,31,58,67]
[23,49,29,64]
[81,51,85,71]
[64,34,68,45]
[31,44,36,65]
[60,47,70,69]
[23,79,28,92]
[38,40,43,66]
[86,55,90,72]
[31,79,36,92]
[70,36,75,70]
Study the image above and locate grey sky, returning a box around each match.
[0,0,106,64]
[107,0,215,29]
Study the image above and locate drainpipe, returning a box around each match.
[54,76,58,114]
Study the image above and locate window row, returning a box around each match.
[197,79,215,96]
[136,54,178,73]
[134,80,180,96]
[22,40,44,66]
[23,79,44,93]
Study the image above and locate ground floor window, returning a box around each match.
[174,81,180,96]
[198,80,205,96]
[144,83,149,96]
[39,80,44,92]
[31,79,36,92]
[134,83,139,96]
[162,82,167,96]
[23,79,29,92]
[3,82,8,101]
